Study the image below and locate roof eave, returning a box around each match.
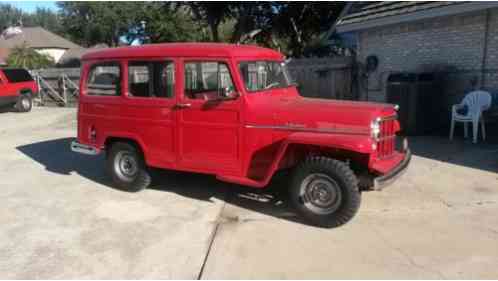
[337,2,498,33]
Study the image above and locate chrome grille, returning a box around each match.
[377,116,396,158]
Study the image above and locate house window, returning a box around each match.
[128,61,175,98]
[184,62,234,100]
[86,63,121,96]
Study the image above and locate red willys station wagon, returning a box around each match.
[71,43,411,227]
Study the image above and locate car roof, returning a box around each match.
[82,43,284,61]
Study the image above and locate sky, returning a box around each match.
[1,1,58,12]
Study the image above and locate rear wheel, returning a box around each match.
[289,156,361,228]
[16,93,32,112]
[107,142,151,192]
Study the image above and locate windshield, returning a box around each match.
[239,61,293,92]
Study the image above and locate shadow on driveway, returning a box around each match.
[16,137,304,225]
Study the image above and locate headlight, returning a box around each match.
[371,117,381,141]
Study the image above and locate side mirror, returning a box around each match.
[219,87,238,100]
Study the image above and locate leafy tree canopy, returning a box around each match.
[1,2,348,58]
[0,4,62,35]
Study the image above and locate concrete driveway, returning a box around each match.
[1,107,497,279]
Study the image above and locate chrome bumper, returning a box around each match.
[373,148,411,190]
[71,141,99,155]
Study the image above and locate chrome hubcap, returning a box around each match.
[22,98,30,109]
[114,151,138,181]
[300,173,342,215]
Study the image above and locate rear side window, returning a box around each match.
[128,61,175,98]
[86,63,121,96]
[2,69,33,83]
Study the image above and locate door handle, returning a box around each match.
[175,103,192,109]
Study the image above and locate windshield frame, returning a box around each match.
[237,60,294,93]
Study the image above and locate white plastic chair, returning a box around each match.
[449,90,492,143]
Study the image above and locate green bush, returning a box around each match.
[6,43,55,70]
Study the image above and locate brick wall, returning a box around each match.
[357,8,498,109]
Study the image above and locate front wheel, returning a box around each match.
[289,156,361,228]
[16,93,32,112]
[106,142,151,192]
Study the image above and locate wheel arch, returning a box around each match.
[104,136,147,162]
[19,88,33,95]
[255,132,374,187]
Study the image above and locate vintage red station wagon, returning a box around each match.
[71,43,411,227]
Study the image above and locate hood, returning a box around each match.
[272,96,396,133]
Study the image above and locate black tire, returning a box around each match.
[289,156,361,228]
[106,142,151,192]
[16,93,32,113]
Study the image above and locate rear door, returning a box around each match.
[122,58,178,167]
[176,58,243,174]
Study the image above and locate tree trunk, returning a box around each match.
[210,23,219,42]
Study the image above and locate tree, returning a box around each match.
[267,2,346,57]
[187,2,233,42]
[0,4,23,31]
[27,7,64,35]
[0,4,63,36]
[141,3,207,43]
[6,43,55,69]
[58,2,147,47]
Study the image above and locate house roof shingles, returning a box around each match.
[335,1,498,33]
[0,27,80,50]
[337,2,464,26]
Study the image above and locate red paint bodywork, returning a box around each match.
[0,69,38,107]
[77,43,406,188]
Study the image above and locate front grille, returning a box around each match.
[377,116,396,158]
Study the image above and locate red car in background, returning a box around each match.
[0,68,38,112]
[71,43,411,227]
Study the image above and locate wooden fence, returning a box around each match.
[287,57,354,100]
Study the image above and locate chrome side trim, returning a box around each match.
[71,141,99,155]
[244,124,369,135]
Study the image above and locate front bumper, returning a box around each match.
[373,148,411,190]
[71,141,100,155]
[373,138,412,190]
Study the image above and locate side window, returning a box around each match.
[86,63,121,96]
[184,62,234,100]
[2,69,34,83]
[128,61,175,98]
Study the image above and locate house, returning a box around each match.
[335,1,498,112]
[58,44,108,67]
[0,48,8,66]
[0,27,83,65]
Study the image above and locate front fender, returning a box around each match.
[243,132,374,188]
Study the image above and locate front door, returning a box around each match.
[176,59,242,174]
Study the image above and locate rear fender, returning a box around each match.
[101,132,149,162]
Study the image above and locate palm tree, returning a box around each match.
[6,42,54,69]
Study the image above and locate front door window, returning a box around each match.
[184,61,235,100]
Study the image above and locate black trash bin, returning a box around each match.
[387,73,440,135]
